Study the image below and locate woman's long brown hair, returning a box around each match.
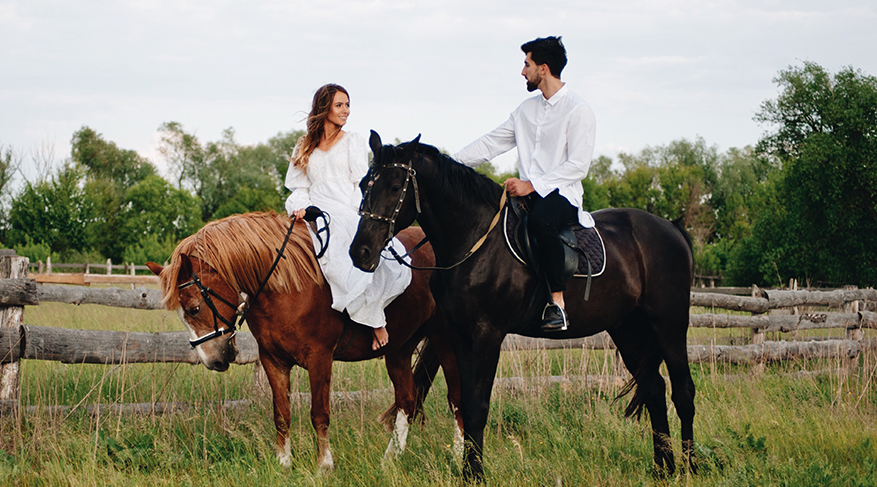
[291,84,349,170]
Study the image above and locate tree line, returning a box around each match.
[1,62,875,287]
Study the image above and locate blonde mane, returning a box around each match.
[158,212,324,310]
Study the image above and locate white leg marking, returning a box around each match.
[319,448,334,471]
[276,437,291,467]
[384,409,410,459]
[453,422,464,461]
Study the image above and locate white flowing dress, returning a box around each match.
[284,132,412,329]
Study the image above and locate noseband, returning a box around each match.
[178,214,299,348]
[358,153,422,247]
[179,271,245,348]
[357,148,508,272]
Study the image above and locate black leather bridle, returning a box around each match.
[358,156,422,248]
[178,213,305,348]
[357,149,507,272]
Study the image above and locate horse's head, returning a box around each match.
[147,255,240,372]
[351,130,422,272]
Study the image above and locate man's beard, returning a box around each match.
[526,74,542,92]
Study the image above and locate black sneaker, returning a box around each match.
[540,303,568,332]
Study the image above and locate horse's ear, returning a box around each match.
[369,130,382,155]
[402,134,421,159]
[178,254,193,280]
[146,261,164,276]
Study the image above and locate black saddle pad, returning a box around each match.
[503,206,606,278]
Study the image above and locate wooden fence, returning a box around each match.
[1,252,876,407]
[27,257,159,285]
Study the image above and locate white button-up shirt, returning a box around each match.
[453,84,596,228]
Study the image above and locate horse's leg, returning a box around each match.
[261,357,293,467]
[383,345,418,459]
[610,326,675,476]
[655,322,697,474]
[428,329,465,460]
[449,324,504,481]
[307,354,335,472]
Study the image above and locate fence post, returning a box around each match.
[843,286,862,373]
[85,260,90,275]
[0,251,28,403]
[790,279,799,341]
[750,284,765,375]
[106,258,112,275]
[46,256,52,274]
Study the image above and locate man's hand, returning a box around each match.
[292,208,307,219]
[503,178,535,197]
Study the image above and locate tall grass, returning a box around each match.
[1,297,875,485]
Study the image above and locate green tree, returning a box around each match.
[158,123,297,221]
[7,164,95,256]
[732,62,877,286]
[111,175,203,262]
[71,126,157,194]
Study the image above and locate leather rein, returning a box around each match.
[358,153,508,272]
[178,213,304,348]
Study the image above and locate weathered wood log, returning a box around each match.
[502,332,615,351]
[686,339,876,364]
[690,292,770,313]
[689,312,864,332]
[861,311,877,329]
[0,279,38,306]
[761,289,877,308]
[12,325,259,365]
[1,255,27,401]
[0,327,20,362]
[37,285,164,310]
[689,313,771,329]
[0,399,256,416]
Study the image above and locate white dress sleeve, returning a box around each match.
[284,143,312,215]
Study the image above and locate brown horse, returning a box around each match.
[147,211,462,471]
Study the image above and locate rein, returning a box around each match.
[179,214,299,348]
[359,148,509,272]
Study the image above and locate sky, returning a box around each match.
[2,0,876,182]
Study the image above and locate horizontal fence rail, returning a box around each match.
[0,280,875,368]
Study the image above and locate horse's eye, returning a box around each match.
[186,306,200,316]
[390,184,402,193]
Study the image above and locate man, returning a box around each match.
[453,36,596,332]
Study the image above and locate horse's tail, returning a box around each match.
[378,337,442,429]
[671,217,694,253]
[615,348,663,420]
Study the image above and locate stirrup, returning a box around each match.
[540,302,568,332]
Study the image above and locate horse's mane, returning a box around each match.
[159,211,324,310]
[396,142,504,210]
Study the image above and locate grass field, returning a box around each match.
[1,297,876,486]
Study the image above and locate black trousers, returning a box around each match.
[527,189,579,293]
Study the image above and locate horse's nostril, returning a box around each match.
[359,246,371,263]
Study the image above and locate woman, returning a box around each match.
[285,84,411,350]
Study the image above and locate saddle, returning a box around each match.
[504,196,606,291]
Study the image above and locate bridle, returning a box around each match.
[178,214,299,348]
[358,148,422,248]
[357,147,507,272]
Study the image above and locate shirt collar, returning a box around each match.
[543,83,569,106]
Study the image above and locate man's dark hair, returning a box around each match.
[521,36,567,78]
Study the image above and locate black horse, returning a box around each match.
[351,132,696,480]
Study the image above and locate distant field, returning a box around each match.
[0,298,875,486]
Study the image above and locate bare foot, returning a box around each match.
[372,326,389,351]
